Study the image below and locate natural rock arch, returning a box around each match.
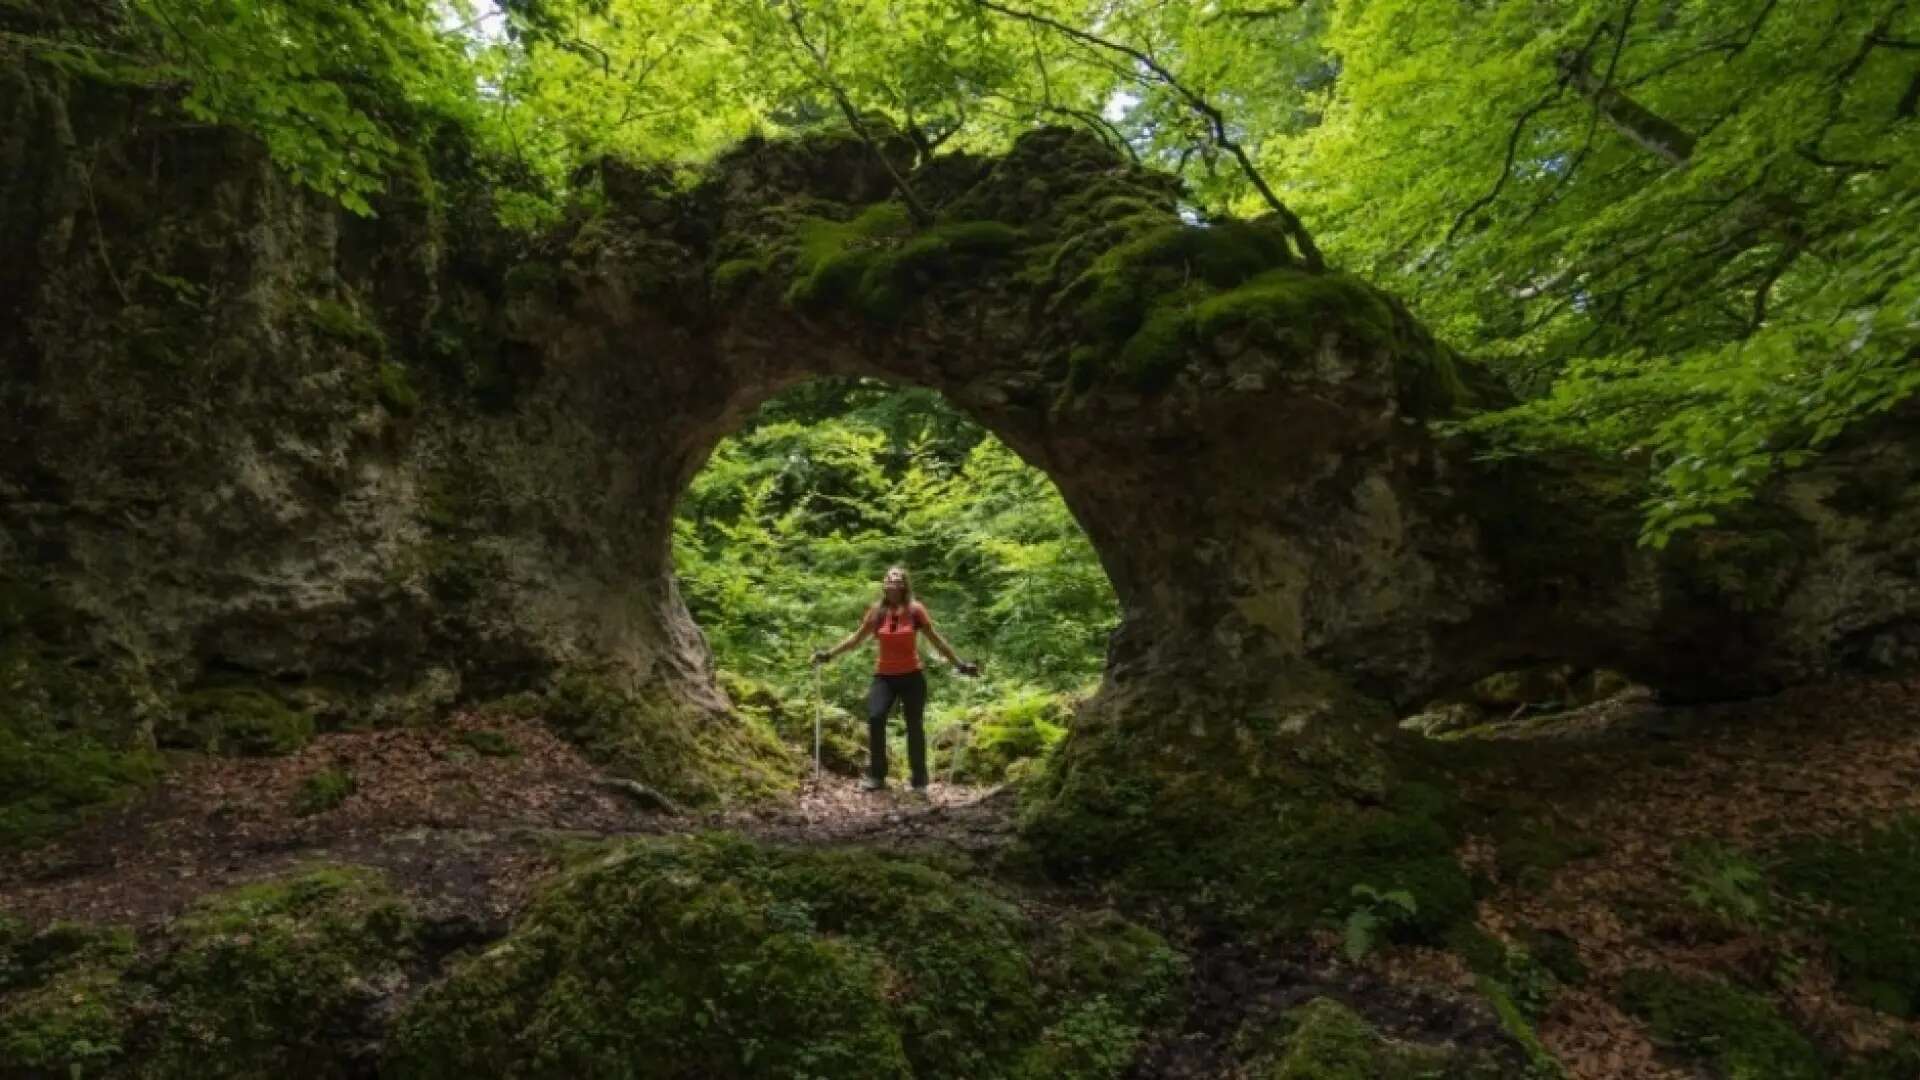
[6,57,1919,912]
[497,126,1920,715]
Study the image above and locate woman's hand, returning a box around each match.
[811,648,832,666]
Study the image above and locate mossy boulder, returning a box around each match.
[486,667,797,805]
[1773,815,1920,1017]
[1,625,161,847]
[0,866,420,1079]
[0,921,138,1078]
[1616,969,1824,1080]
[719,669,864,776]
[781,202,1025,322]
[936,689,1071,785]
[1021,664,1472,939]
[1234,997,1488,1080]
[385,832,1184,1079]
[290,766,356,816]
[158,685,314,757]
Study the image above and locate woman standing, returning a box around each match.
[813,566,978,792]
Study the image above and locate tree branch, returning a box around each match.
[1558,41,1696,166]
[784,2,931,225]
[975,0,1324,268]
[1447,88,1563,243]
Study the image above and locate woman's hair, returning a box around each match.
[873,566,915,630]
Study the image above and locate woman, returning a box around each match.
[813,566,979,792]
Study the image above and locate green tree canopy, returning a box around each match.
[37,0,1915,541]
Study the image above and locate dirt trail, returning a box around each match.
[0,714,1014,932]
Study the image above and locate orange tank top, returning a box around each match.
[872,602,927,676]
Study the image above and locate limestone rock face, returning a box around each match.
[4,35,1918,806]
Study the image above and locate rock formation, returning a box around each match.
[5,16,1918,905]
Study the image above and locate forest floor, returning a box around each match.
[4,676,1919,1078]
[0,714,1017,932]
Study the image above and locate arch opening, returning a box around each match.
[671,375,1119,785]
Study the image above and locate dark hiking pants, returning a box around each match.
[866,671,928,788]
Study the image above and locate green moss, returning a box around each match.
[1773,816,1920,1016]
[306,298,387,358]
[0,598,162,847]
[1255,998,1377,1080]
[375,361,420,416]
[0,920,135,996]
[1478,799,1605,890]
[783,202,914,308]
[1048,218,1466,403]
[161,685,314,757]
[1477,976,1563,1077]
[290,766,355,816]
[784,205,1024,322]
[144,866,419,1078]
[386,833,1182,1080]
[1237,997,1457,1080]
[502,259,562,297]
[1618,969,1824,1079]
[0,957,136,1075]
[719,669,863,775]
[1192,268,1393,346]
[1116,302,1196,393]
[1022,667,1471,937]
[456,728,517,758]
[487,667,796,806]
[1445,926,1570,1029]
[0,868,414,1078]
[939,690,1070,785]
[0,719,160,848]
[712,251,778,294]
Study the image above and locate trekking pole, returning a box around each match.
[950,648,987,786]
[811,654,825,783]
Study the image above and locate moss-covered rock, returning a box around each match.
[1234,997,1469,1080]
[305,297,387,358]
[290,766,356,816]
[455,727,517,758]
[781,202,1025,322]
[385,832,1184,1080]
[140,867,420,1076]
[1022,664,1472,939]
[159,685,314,757]
[0,866,420,1079]
[1773,815,1920,1017]
[936,689,1071,785]
[0,615,162,847]
[487,667,797,806]
[1616,968,1825,1079]
[374,360,420,416]
[0,930,138,1078]
[719,669,864,776]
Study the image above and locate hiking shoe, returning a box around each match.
[860,776,885,792]
[906,784,930,800]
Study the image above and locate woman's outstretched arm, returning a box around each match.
[916,606,976,673]
[813,608,876,664]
